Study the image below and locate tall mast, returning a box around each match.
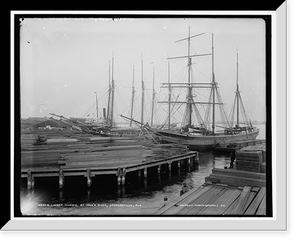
[94,92,99,119]
[168,61,171,130]
[162,27,211,130]
[187,25,193,128]
[236,49,240,127]
[107,60,111,124]
[130,65,135,127]
[212,33,216,134]
[151,67,155,127]
[141,56,145,125]
[110,53,115,128]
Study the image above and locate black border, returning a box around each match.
[10,13,272,223]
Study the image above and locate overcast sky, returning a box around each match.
[20,17,266,124]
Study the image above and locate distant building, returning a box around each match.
[35,119,72,130]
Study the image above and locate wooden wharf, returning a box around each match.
[155,143,267,216]
[154,168,266,216]
[20,131,198,193]
[212,139,266,153]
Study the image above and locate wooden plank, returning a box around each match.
[206,174,266,187]
[175,186,224,215]
[244,187,266,215]
[255,194,266,215]
[154,186,206,215]
[159,185,213,215]
[186,187,228,215]
[169,187,223,215]
[199,188,242,215]
[229,186,252,215]
[211,168,266,180]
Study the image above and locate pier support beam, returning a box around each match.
[187,158,191,173]
[86,168,92,188]
[138,169,142,185]
[177,161,181,176]
[59,169,64,189]
[117,168,126,196]
[157,165,161,182]
[143,168,147,188]
[59,189,64,201]
[168,163,172,178]
[196,152,200,164]
[121,168,126,187]
[27,171,34,190]
[117,167,122,189]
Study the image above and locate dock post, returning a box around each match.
[121,168,126,194]
[196,152,200,164]
[87,188,91,201]
[168,162,172,178]
[187,158,191,172]
[86,168,92,188]
[138,169,142,185]
[27,171,33,190]
[59,189,64,201]
[117,167,122,189]
[157,165,161,182]
[117,168,122,196]
[143,168,147,188]
[177,161,181,176]
[59,169,64,189]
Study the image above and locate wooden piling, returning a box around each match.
[59,189,63,201]
[138,169,142,184]
[187,158,191,172]
[168,162,172,178]
[177,161,181,176]
[59,169,64,189]
[143,168,147,188]
[157,165,161,182]
[117,167,122,189]
[27,171,33,190]
[121,168,126,186]
[86,168,92,188]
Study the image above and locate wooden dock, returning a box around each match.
[212,139,266,153]
[155,168,266,216]
[21,131,198,192]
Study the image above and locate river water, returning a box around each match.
[20,124,265,216]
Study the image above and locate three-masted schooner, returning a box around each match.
[121,27,259,150]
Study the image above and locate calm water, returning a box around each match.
[20,124,265,216]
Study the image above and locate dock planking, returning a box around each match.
[21,131,198,191]
[154,184,266,216]
[155,167,267,216]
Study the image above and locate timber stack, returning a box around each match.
[21,129,198,192]
[235,143,266,173]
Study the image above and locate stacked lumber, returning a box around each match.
[235,143,266,172]
[145,144,189,161]
[239,143,266,161]
[205,168,266,187]
[235,150,263,173]
[21,130,191,172]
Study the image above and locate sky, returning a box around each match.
[20,17,266,125]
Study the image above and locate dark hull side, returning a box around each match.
[153,128,260,151]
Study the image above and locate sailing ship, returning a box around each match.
[121,27,259,150]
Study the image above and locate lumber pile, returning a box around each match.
[235,143,266,173]
[205,168,266,187]
[21,131,191,171]
[145,144,189,161]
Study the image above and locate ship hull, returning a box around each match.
[153,128,260,150]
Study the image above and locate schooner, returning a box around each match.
[121,27,259,150]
